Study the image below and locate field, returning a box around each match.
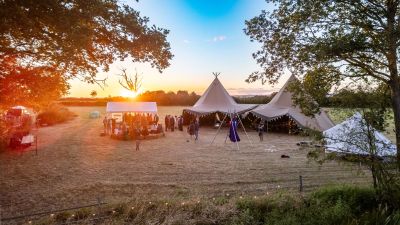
[0,106,378,222]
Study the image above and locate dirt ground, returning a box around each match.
[0,107,371,219]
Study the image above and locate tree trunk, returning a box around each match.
[390,82,400,169]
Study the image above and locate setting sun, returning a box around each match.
[120,89,139,98]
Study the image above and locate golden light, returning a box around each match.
[120,89,139,98]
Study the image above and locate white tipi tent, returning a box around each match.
[184,76,256,115]
[250,75,334,132]
[323,112,396,157]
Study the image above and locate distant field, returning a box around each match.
[325,108,395,142]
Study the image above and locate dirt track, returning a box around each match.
[0,107,371,218]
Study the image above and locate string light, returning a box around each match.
[50,213,54,217]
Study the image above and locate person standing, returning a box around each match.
[178,116,183,131]
[135,127,141,151]
[111,118,116,135]
[194,118,199,141]
[165,115,169,131]
[258,122,264,142]
[103,116,107,134]
[170,115,175,132]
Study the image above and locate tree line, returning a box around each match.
[60,90,201,106]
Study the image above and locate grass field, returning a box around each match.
[0,106,379,223]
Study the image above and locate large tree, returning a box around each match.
[0,0,172,107]
[245,0,400,165]
[0,56,69,111]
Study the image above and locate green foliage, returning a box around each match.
[0,0,173,82]
[0,115,10,151]
[0,56,69,111]
[232,186,398,225]
[234,94,276,104]
[26,186,400,225]
[36,104,75,126]
[245,0,400,163]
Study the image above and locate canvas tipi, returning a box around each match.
[184,75,256,115]
[250,75,334,132]
[323,112,396,157]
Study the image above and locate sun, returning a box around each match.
[120,89,139,98]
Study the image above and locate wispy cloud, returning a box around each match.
[183,39,190,44]
[213,35,227,42]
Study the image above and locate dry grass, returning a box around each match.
[0,107,372,223]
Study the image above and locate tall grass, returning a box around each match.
[30,185,400,225]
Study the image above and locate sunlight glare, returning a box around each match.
[120,89,139,98]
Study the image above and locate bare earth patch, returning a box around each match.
[0,107,371,219]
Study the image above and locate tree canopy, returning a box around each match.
[245,0,400,164]
[0,0,173,110]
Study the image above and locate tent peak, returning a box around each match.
[212,72,221,78]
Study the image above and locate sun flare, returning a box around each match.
[120,89,139,98]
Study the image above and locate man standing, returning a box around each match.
[194,118,199,141]
[258,122,264,142]
[170,115,175,132]
[103,116,107,134]
[165,115,169,131]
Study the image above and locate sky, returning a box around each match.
[67,0,289,97]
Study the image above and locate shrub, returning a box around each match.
[36,104,75,126]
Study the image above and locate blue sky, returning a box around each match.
[68,0,289,97]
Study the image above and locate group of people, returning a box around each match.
[103,113,163,140]
[164,115,200,140]
[164,115,184,132]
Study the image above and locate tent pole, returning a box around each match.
[210,112,228,146]
[237,113,253,147]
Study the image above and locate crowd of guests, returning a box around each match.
[164,115,184,132]
[103,113,201,145]
[103,113,163,140]
[164,115,199,140]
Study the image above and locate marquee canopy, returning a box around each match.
[106,102,157,114]
[250,75,334,132]
[324,112,396,157]
[184,77,256,115]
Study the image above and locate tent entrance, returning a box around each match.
[265,115,300,134]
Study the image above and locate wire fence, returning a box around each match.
[0,171,372,224]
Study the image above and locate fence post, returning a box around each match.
[299,175,303,192]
